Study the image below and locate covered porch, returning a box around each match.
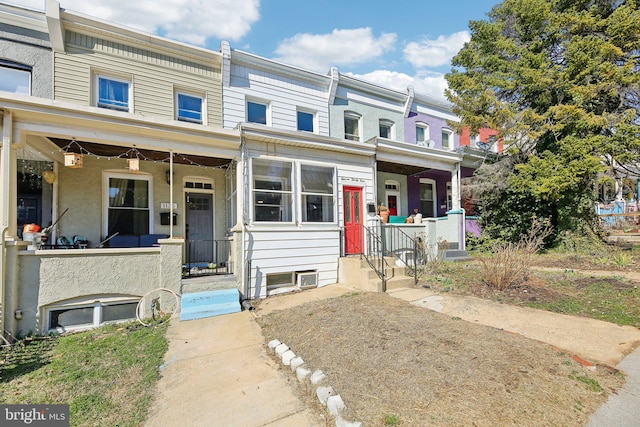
[0,93,241,337]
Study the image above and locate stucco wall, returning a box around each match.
[13,239,183,335]
[330,94,405,143]
[55,156,227,246]
[0,23,53,98]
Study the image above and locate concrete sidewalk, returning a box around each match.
[145,284,356,427]
[146,284,640,426]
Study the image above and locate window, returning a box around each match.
[469,134,479,148]
[48,299,138,332]
[97,75,130,112]
[297,110,315,132]
[247,100,268,124]
[416,123,430,145]
[379,120,393,139]
[420,178,436,217]
[106,173,151,236]
[446,182,453,211]
[442,129,453,150]
[301,164,335,222]
[0,61,31,94]
[344,112,361,141]
[252,159,293,222]
[176,92,204,124]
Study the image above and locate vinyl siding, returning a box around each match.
[243,142,375,298]
[223,63,330,134]
[54,31,222,126]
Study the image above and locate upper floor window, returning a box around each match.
[344,112,361,141]
[379,120,393,139]
[297,110,315,132]
[442,129,453,150]
[416,123,430,146]
[176,92,204,124]
[247,100,268,125]
[469,134,479,148]
[97,75,130,112]
[0,60,31,95]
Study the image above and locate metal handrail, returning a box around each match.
[363,225,388,291]
[380,224,418,286]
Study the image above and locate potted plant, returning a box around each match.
[377,204,390,223]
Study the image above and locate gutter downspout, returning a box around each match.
[239,129,250,303]
[0,110,12,341]
[169,150,174,238]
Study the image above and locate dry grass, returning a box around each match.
[255,292,622,427]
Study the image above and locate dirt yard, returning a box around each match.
[255,291,624,426]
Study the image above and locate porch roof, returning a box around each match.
[1,92,241,165]
[372,137,462,174]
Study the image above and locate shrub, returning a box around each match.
[480,218,554,290]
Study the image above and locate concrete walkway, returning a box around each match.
[146,284,640,427]
[145,284,356,427]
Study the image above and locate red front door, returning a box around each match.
[343,186,363,254]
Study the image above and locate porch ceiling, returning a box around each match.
[377,161,431,176]
[48,138,232,168]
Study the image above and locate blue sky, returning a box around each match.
[12,0,499,101]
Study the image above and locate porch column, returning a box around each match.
[451,164,461,211]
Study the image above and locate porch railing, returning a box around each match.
[183,239,233,277]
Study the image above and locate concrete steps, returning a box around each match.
[443,249,474,262]
[338,257,415,292]
[180,288,241,321]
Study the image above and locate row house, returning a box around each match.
[0,0,489,336]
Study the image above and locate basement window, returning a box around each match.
[47,298,138,333]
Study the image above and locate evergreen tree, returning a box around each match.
[446,0,640,243]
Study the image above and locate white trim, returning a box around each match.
[379,119,394,140]
[45,296,139,333]
[0,64,31,96]
[384,179,401,216]
[419,178,437,217]
[296,107,317,134]
[299,162,337,224]
[416,122,430,144]
[246,97,271,126]
[442,128,454,150]
[183,176,216,241]
[344,111,361,142]
[93,71,133,112]
[174,89,206,125]
[102,170,154,237]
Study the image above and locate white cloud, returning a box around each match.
[11,0,260,45]
[350,69,450,103]
[273,28,396,73]
[403,31,470,68]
